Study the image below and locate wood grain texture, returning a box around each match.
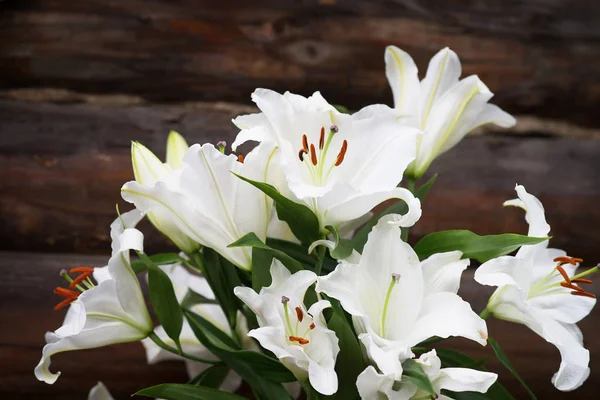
[2,251,598,399]
[1,98,599,261]
[1,0,599,125]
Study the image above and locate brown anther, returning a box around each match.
[319,127,325,150]
[334,140,348,167]
[556,265,572,285]
[298,148,308,162]
[54,297,78,311]
[237,154,245,163]
[310,322,315,330]
[561,282,584,292]
[571,291,596,299]
[289,335,310,345]
[295,306,304,322]
[572,278,593,284]
[302,134,309,151]
[54,287,80,298]
[310,144,318,166]
[554,256,583,265]
[69,266,94,274]
[70,271,92,288]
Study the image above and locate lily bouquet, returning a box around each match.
[36,47,597,400]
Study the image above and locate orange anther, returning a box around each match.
[572,278,593,285]
[310,322,315,330]
[237,154,245,163]
[571,291,596,299]
[298,148,308,162]
[302,134,309,151]
[556,265,572,285]
[70,271,92,288]
[334,140,348,167]
[553,256,583,265]
[54,287,80,298]
[69,266,94,274]
[289,335,309,345]
[561,282,584,292]
[310,144,318,166]
[295,306,304,322]
[54,297,78,311]
[319,127,325,150]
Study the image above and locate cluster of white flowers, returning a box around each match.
[36,47,596,400]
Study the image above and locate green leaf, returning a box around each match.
[413,230,548,263]
[180,288,219,309]
[229,232,304,291]
[488,338,537,400]
[333,104,351,114]
[135,383,247,400]
[131,252,184,273]
[233,173,320,244]
[325,225,354,260]
[351,174,437,252]
[192,249,242,329]
[188,364,229,388]
[184,310,293,400]
[267,238,337,272]
[323,295,365,400]
[402,358,436,395]
[183,308,241,350]
[141,252,183,353]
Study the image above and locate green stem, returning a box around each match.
[314,245,326,275]
[479,307,492,320]
[301,381,320,400]
[148,331,220,365]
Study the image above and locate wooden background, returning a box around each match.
[1,0,599,399]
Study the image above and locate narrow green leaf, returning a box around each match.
[188,364,229,388]
[136,383,247,400]
[140,252,183,353]
[402,358,436,395]
[413,230,548,262]
[233,173,320,244]
[488,338,537,400]
[183,308,241,350]
[267,238,337,272]
[184,310,293,400]
[180,289,219,309]
[323,295,365,400]
[333,104,351,114]
[351,174,437,252]
[131,252,184,273]
[325,225,354,260]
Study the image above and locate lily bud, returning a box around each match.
[166,130,189,169]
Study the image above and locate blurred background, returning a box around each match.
[1,1,598,399]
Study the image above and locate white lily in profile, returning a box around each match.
[130,131,199,253]
[234,260,340,395]
[122,141,277,271]
[35,210,153,384]
[385,46,516,179]
[317,216,487,381]
[357,350,497,400]
[88,382,115,400]
[141,262,251,392]
[475,185,597,391]
[232,89,422,233]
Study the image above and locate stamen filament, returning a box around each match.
[570,266,599,281]
[283,301,294,336]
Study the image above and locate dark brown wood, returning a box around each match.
[1,1,600,126]
[1,98,599,261]
[2,251,598,399]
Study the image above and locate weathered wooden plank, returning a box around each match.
[1,98,599,260]
[1,0,599,125]
[2,251,598,399]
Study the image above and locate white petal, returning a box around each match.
[262,259,318,307]
[474,256,525,288]
[356,366,415,400]
[316,263,371,319]
[421,251,469,294]
[231,112,273,150]
[358,333,406,379]
[408,292,488,346]
[435,367,497,394]
[529,292,595,325]
[88,382,115,400]
[384,46,420,119]
[308,354,338,395]
[506,185,551,239]
[166,130,189,169]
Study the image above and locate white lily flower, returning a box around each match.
[131,131,199,253]
[122,142,277,271]
[316,216,487,381]
[232,89,422,232]
[357,350,497,400]
[385,46,516,179]
[234,260,340,395]
[475,185,596,391]
[141,263,252,392]
[88,382,115,400]
[35,210,153,384]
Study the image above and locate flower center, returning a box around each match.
[281,295,315,345]
[53,266,96,310]
[528,257,597,299]
[297,125,348,186]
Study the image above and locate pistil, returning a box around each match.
[381,273,401,336]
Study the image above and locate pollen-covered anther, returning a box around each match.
[298,148,308,162]
[302,134,309,151]
[334,140,348,167]
[295,306,304,322]
[237,154,245,163]
[289,335,309,345]
[571,291,596,299]
[53,287,80,311]
[70,271,93,288]
[572,278,593,284]
[561,282,584,292]
[556,265,572,285]
[69,266,93,274]
[310,322,315,330]
[310,144,318,166]
[554,256,583,265]
[319,127,325,150]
